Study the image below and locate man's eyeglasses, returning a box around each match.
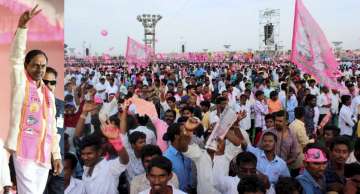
[43,79,57,85]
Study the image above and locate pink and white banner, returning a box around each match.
[291,0,344,90]
[125,37,152,71]
[0,0,63,44]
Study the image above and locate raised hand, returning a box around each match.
[18,5,42,28]
[236,110,247,122]
[122,99,131,111]
[184,117,201,135]
[101,122,120,139]
[82,102,98,113]
[215,138,225,155]
[159,83,166,94]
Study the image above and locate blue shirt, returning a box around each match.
[296,169,326,194]
[246,144,290,184]
[324,161,345,190]
[164,145,193,192]
[286,96,298,123]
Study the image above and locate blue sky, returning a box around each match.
[64,0,360,56]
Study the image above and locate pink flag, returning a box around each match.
[129,96,158,119]
[0,0,63,44]
[128,97,168,151]
[125,37,153,70]
[102,53,110,61]
[151,118,169,152]
[291,0,344,90]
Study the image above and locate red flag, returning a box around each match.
[291,0,345,90]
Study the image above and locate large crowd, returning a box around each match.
[61,54,360,194]
[1,5,360,194]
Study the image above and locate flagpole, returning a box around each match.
[285,66,291,122]
[286,0,297,121]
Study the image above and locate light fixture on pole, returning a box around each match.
[332,41,343,58]
[224,44,231,51]
[137,14,162,53]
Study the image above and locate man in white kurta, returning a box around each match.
[4,7,62,194]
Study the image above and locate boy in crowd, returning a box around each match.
[139,156,186,194]
[126,131,147,181]
[321,125,340,148]
[130,145,179,194]
[325,136,351,193]
[64,153,85,194]
[80,133,129,194]
[213,151,274,194]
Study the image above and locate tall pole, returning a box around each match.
[332,41,343,58]
[224,44,231,51]
[137,14,162,54]
[153,31,155,52]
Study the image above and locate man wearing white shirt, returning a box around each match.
[227,83,241,103]
[218,79,226,94]
[119,78,128,96]
[351,94,360,121]
[105,77,119,101]
[272,71,279,86]
[263,80,273,99]
[317,86,331,124]
[278,84,287,108]
[75,72,82,86]
[131,115,157,145]
[6,8,62,194]
[313,106,320,131]
[209,96,229,127]
[182,121,247,194]
[237,94,251,131]
[308,79,320,96]
[254,91,269,136]
[213,151,274,194]
[95,77,107,101]
[80,133,129,194]
[239,79,246,93]
[210,69,218,80]
[87,73,96,86]
[64,153,85,194]
[130,145,179,194]
[114,74,121,87]
[339,95,355,136]
[125,132,147,181]
[139,156,186,194]
[330,89,340,125]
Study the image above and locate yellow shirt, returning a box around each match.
[289,119,313,169]
[289,119,311,149]
[202,111,210,131]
